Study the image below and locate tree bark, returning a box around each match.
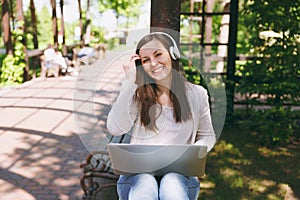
[51,0,58,47]
[78,0,83,46]
[16,0,30,81]
[30,0,38,49]
[84,0,91,45]
[1,0,13,55]
[60,0,67,55]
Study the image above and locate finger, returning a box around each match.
[130,54,141,61]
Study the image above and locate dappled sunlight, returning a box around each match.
[210,140,252,166]
[198,129,300,200]
[220,168,240,177]
[0,78,89,199]
[258,146,293,157]
[200,180,216,189]
[211,140,241,156]
[248,179,276,193]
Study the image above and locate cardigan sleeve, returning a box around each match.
[193,86,216,152]
[106,80,138,135]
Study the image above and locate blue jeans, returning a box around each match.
[117,173,200,200]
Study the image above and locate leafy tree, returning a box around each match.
[99,0,145,28]
[37,6,52,49]
[236,0,300,145]
[238,1,300,106]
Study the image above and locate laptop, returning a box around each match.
[107,143,208,177]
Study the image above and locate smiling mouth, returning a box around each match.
[152,66,164,73]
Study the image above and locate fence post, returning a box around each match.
[226,0,239,121]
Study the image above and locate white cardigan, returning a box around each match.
[106,80,216,152]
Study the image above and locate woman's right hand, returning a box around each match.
[122,54,141,82]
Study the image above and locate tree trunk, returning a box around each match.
[8,0,15,34]
[29,0,39,78]
[78,0,83,46]
[60,0,66,55]
[16,0,30,81]
[1,0,13,55]
[30,0,38,49]
[51,0,58,47]
[84,0,91,45]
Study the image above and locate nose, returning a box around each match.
[150,58,158,67]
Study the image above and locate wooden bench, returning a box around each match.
[79,134,131,200]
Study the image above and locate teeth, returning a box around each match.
[153,67,163,73]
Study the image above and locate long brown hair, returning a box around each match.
[134,33,192,131]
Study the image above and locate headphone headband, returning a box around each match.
[150,32,180,60]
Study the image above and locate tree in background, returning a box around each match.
[0,0,30,85]
[1,0,13,55]
[236,0,300,146]
[50,0,58,47]
[16,0,29,81]
[37,6,52,49]
[59,0,67,55]
[77,0,83,44]
[99,0,145,29]
[29,0,38,49]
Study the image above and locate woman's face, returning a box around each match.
[139,39,172,82]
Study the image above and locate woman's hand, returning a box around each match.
[122,54,141,82]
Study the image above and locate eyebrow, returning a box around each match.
[141,49,162,59]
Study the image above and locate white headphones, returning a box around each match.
[150,32,181,60]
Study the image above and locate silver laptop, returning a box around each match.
[107,143,207,177]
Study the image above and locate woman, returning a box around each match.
[107,32,216,200]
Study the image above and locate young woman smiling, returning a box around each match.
[107,32,216,200]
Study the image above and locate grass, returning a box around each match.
[198,127,300,200]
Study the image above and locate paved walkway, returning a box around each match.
[0,51,125,200]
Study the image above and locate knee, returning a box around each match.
[128,174,158,200]
[159,173,187,199]
[137,174,157,186]
[161,172,184,185]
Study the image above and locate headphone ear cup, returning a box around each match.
[169,46,177,60]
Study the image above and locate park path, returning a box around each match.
[0,50,125,200]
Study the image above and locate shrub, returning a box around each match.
[235,107,299,147]
[0,55,25,86]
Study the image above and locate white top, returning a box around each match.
[106,80,216,152]
[130,105,193,144]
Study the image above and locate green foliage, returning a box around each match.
[99,0,146,28]
[235,107,299,146]
[235,1,300,146]
[0,55,25,86]
[0,21,27,86]
[237,1,300,106]
[180,57,207,87]
[37,6,53,48]
[199,127,300,199]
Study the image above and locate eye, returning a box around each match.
[155,52,162,57]
[141,58,149,64]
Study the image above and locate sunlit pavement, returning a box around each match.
[0,51,124,200]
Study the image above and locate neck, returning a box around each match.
[156,84,173,107]
[156,73,172,92]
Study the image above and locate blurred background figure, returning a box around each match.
[41,45,75,77]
